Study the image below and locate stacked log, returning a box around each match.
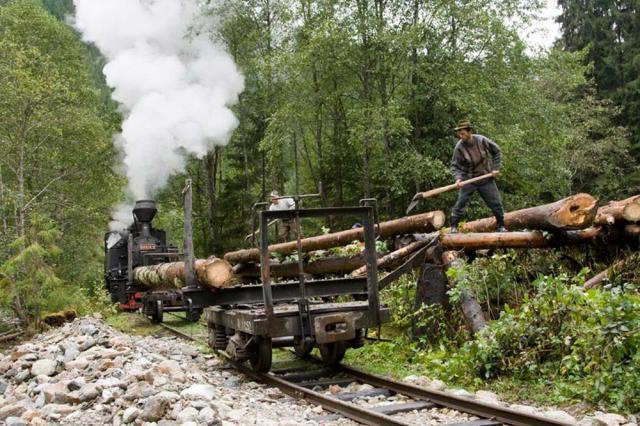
[595,195,640,226]
[461,193,597,232]
[234,255,365,279]
[224,211,446,264]
[133,257,234,290]
[440,228,603,250]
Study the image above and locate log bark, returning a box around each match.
[351,237,437,278]
[583,254,639,290]
[411,243,450,341]
[442,251,486,335]
[462,193,597,232]
[133,257,234,290]
[440,228,602,250]
[235,255,366,279]
[234,227,603,281]
[594,195,640,225]
[224,210,446,264]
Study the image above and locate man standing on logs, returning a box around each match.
[269,190,296,242]
[450,120,507,233]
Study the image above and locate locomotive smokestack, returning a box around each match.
[133,200,157,237]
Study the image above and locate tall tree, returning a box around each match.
[0,0,119,288]
[558,0,640,187]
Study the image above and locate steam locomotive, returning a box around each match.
[103,200,192,321]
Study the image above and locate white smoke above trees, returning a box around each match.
[72,0,244,228]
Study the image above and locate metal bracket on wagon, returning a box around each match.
[314,313,357,344]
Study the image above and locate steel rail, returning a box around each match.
[157,321,199,342]
[152,318,571,426]
[336,364,571,426]
[231,361,410,426]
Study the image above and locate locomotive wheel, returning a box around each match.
[150,300,163,324]
[293,336,313,357]
[249,337,272,373]
[319,341,346,367]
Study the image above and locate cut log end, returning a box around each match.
[622,202,640,222]
[549,193,598,229]
[197,257,235,289]
[431,211,446,230]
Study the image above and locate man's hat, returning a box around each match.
[270,190,279,198]
[454,120,472,131]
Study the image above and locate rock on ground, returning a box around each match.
[0,316,325,425]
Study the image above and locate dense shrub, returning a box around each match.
[455,274,640,410]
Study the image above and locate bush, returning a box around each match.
[0,214,116,327]
[456,274,640,410]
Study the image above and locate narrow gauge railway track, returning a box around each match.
[153,318,571,426]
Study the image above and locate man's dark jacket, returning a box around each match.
[451,134,501,181]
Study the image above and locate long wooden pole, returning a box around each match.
[419,173,494,199]
[440,228,602,250]
[461,193,597,232]
[224,210,446,264]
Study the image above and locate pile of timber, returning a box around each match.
[132,193,640,298]
[232,193,637,281]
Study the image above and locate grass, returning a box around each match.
[106,312,161,336]
[342,337,606,417]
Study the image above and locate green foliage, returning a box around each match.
[446,250,577,316]
[454,274,640,410]
[558,0,640,189]
[0,214,64,322]
[147,0,637,259]
[380,273,417,333]
[0,0,121,324]
[0,214,114,324]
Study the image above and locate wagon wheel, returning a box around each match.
[250,337,272,372]
[185,308,202,323]
[319,341,346,367]
[150,300,163,324]
[293,336,313,357]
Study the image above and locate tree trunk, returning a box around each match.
[412,243,449,341]
[440,228,602,250]
[0,162,7,236]
[351,236,437,277]
[133,257,234,290]
[582,256,638,290]
[462,193,597,232]
[622,201,640,222]
[224,210,446,264]
[442,251,486,335]
[234,254,366,279]
[595,195,640,225]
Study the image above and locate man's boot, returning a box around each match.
[450,219,459,234]
[496,220,508,233]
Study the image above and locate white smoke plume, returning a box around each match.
[72,0,244,230]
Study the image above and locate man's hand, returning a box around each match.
[455,179,462,188]
[491,170,500,177]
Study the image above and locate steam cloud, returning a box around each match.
[72,0,244,229]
